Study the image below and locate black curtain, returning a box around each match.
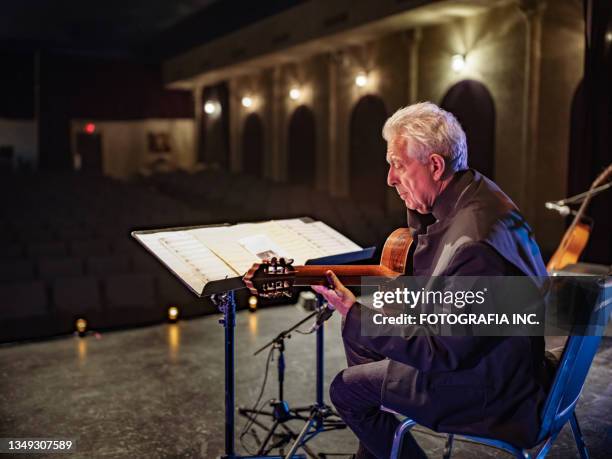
[579,0,612,264]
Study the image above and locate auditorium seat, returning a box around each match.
[52,277,103,331]
[85,255,131,276]
[102,273,162,327]
[0,228,17,243]
[0,280,47,320]
[26,241,67,258]
[156,275,200,318]
[70,239,111,257]
[56,225,93,241]
[18,228,57,243]
[38,257,84,280]
[131,251,163,274]
[111,237,141,256]
[0,260,35,283]
[0,244,23,259]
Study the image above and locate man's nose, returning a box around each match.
[387,167,396,187]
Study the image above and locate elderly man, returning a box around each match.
[313,102,549,459]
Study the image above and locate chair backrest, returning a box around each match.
[537,276,610,440]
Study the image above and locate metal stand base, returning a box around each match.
[238,295,346,458]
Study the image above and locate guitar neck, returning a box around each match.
[293,265,401,286]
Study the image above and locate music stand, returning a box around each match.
[238,248,375,457]
[132,218,373,459]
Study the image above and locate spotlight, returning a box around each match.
[84,123,96,134]
[451,54,466,73]
[167,306,179,322]
[355,72,368,87]
[248,295,258,312]
[204,101,218,114]
[606,31,612,43]
[241,96,253,108]
[75,318,87,336]
[289,87,301,101]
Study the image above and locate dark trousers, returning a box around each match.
[329,331,427,459]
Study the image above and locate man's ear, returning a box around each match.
[429,154,446,181]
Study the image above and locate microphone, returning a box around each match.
[306,271,338,333]
[306,304,335,333]
[545,201,571,216]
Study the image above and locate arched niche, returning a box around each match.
[441,80,496,179]
[201,82,230,168]
[241,113,264,177]
[349,95,388,209]
[287,105,316,186]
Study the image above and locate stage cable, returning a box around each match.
[239,345,275,455]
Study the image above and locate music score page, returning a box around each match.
[133,218,362,295]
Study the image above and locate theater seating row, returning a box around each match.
[1,169,403,342]
[143,169,406,250]
[0,272,242,343]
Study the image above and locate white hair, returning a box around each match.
[382,101,468,174]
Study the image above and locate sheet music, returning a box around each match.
[275,219,361,257]
[133,218,363,296]
[136,230,236,294]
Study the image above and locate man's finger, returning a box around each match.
[327,270,346,290]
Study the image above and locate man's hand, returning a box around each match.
[311,270,356,316]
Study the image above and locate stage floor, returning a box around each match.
[1,305,610,458]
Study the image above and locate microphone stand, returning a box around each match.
[551,181,611,206]
[238,296,345,458]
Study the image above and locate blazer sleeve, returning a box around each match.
[342,242,513,372]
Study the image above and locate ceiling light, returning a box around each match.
[289,87,301,101]
[204,101,218,114]
[355,72,368,87]
[241,96,253,108]
[451,54,466,73]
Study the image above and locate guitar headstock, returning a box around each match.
[243,257,296,299]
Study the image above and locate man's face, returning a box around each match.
[386,136,440,214]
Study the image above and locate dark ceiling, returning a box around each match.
[0,0,305,60]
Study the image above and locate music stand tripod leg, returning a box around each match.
[284,413,317,459]
[213,290,237,459]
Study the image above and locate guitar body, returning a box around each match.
[546,222,590,271]
[546,163,611,272]
[380,228,413,274]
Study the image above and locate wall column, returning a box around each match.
[328,52,340,196]
[271,66,283,181]
[519,0,547,222]
[193,85,203,165]
[407,28,422,104]
[228,78,241,173]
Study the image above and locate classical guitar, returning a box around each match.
[547,163,612,271]
[243,228,413,298]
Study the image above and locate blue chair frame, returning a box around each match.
[391,280,610,459]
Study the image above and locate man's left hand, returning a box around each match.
[311,270,356,316]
